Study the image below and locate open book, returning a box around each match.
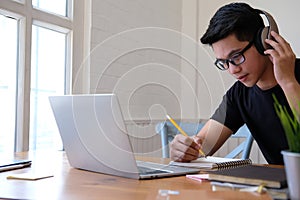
[169,156,252,170]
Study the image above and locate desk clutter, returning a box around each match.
[171,156,286,188]
[186,172,288,199]
[183,158,288,199]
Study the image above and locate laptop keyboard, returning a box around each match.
[138,166,170,175]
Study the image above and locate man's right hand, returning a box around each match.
[169,134,202,162]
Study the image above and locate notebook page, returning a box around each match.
[169,156,243,169]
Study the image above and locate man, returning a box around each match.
[170,2,300,164]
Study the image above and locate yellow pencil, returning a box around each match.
[166,115,206,157]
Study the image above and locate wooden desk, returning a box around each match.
[0,151,273,200]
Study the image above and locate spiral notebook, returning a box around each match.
[169,156,252,170]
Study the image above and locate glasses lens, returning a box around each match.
[215,60,227,70]
[230,54,245,66]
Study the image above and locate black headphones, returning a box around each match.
[254,9,279,55]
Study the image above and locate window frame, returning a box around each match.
[0,0,86,152]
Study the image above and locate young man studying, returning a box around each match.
[170,2,300,165]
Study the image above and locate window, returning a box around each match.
[0,0,85,152]
[30,25,66,150]
[0,14,18,153]
[32,0,68,16]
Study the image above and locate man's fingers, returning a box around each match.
[170,135,201,162]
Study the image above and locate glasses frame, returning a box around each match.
[214,41,254,71]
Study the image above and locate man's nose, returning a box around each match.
[228,63,242,74]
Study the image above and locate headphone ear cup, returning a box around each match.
[254,27,266,55]
[260,27,270,50]
[254,10,279,55]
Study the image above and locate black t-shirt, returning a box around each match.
[212,59,300,164]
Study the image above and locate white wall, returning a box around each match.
[87,0,184,122]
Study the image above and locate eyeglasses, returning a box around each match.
[214,41,253,71]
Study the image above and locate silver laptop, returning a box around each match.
[48,94,199,179]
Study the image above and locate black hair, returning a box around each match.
[200,2,264,45]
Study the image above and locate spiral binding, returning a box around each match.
[215,159,252,170]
